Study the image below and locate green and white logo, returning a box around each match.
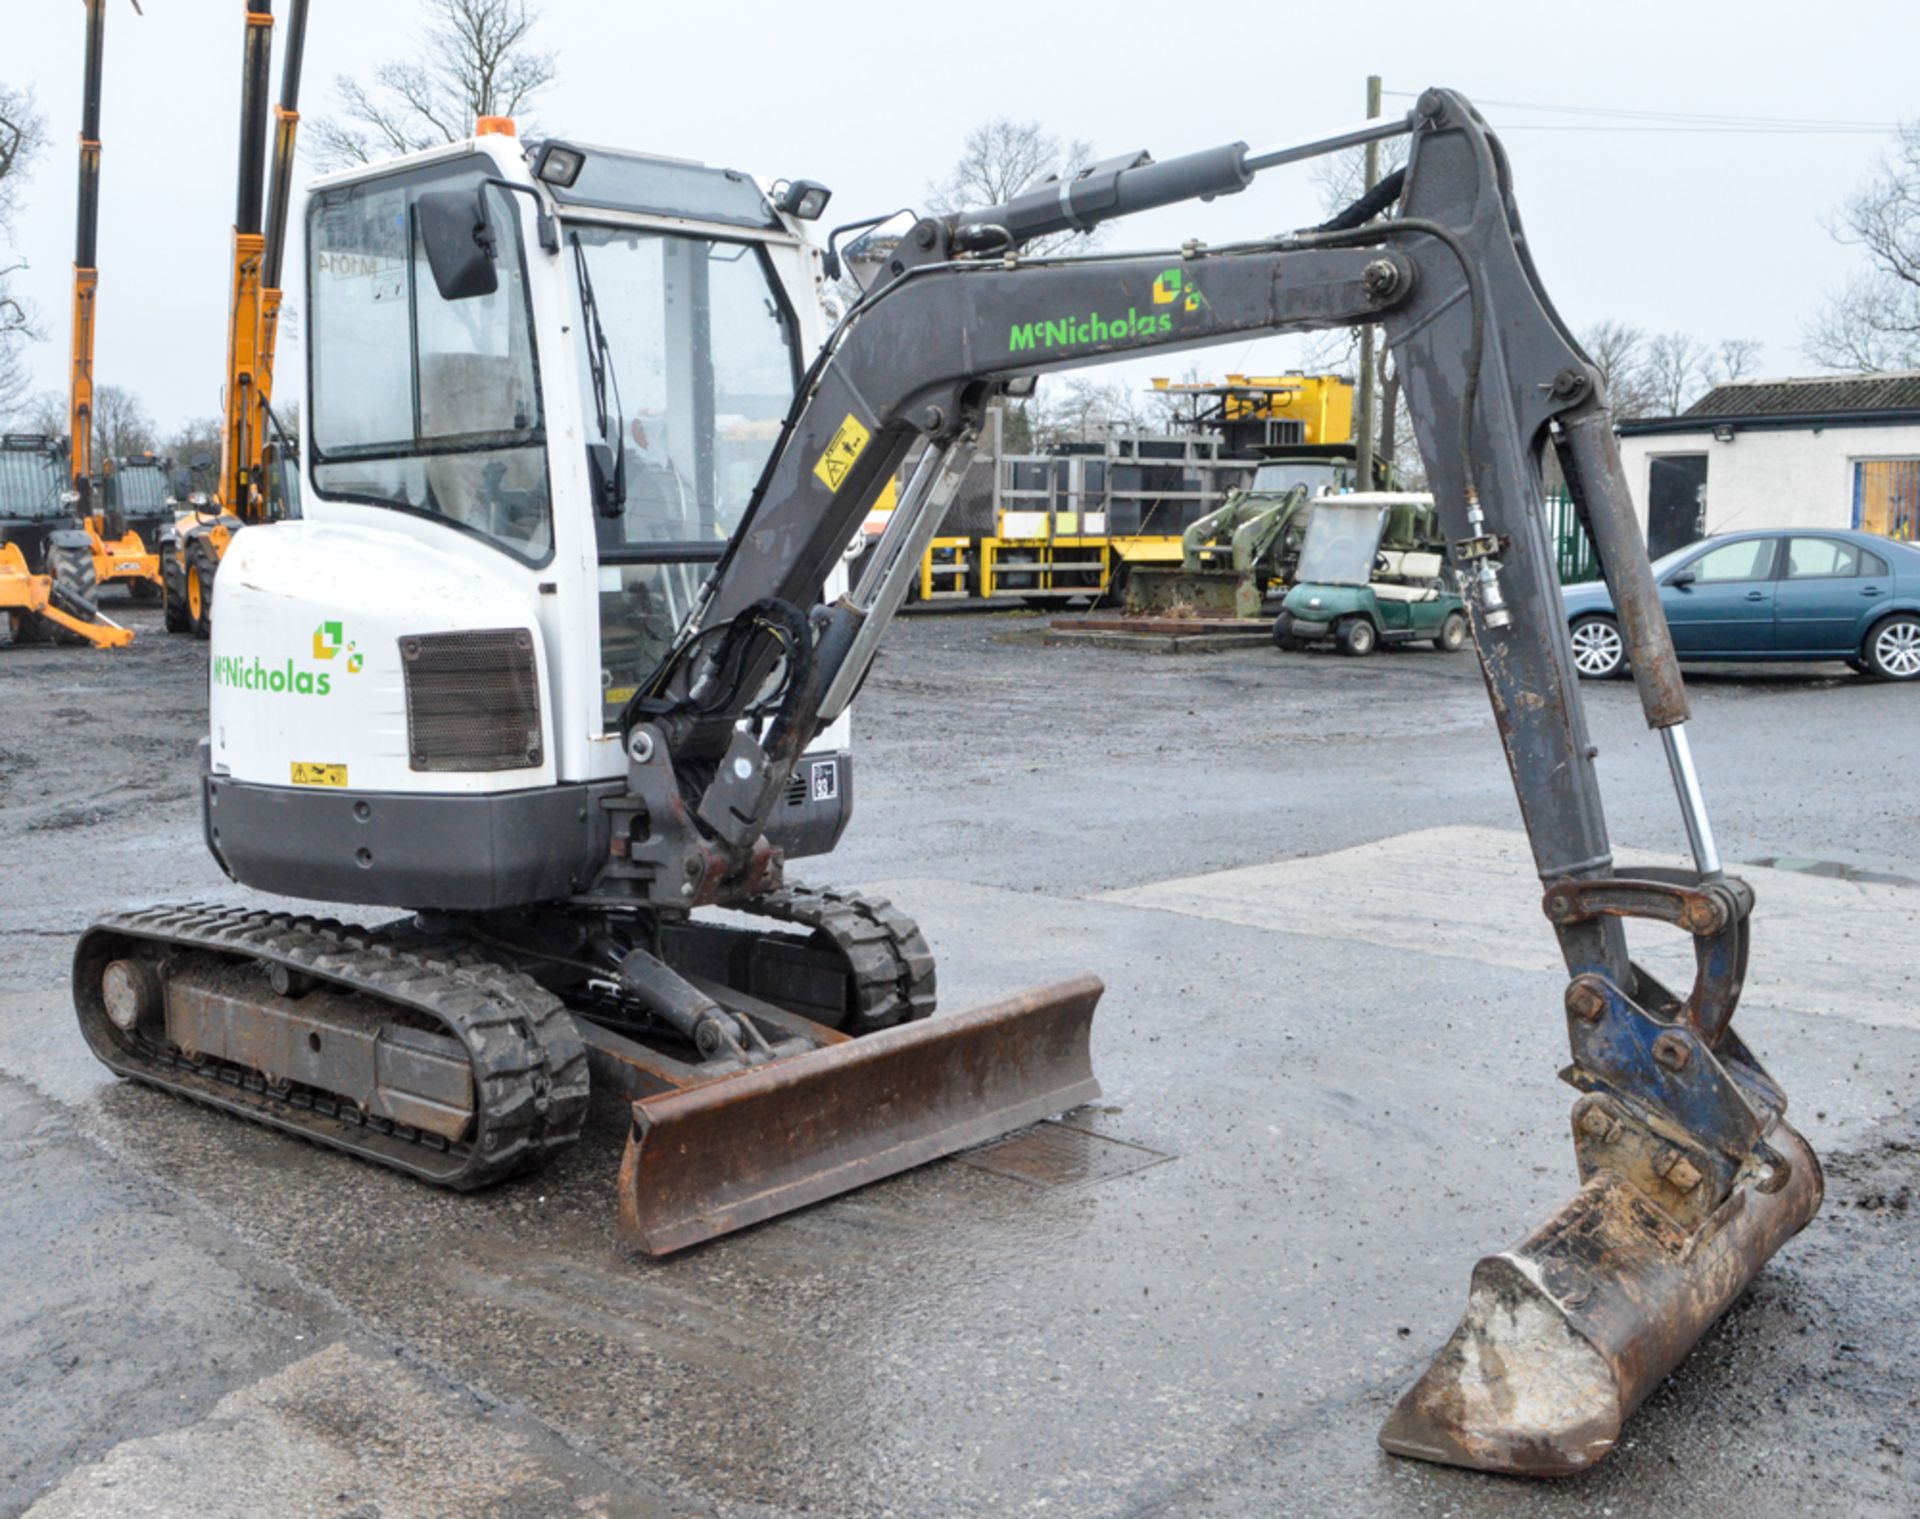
[214,621,363,697]
[311,620,364,673]
[1008,266,1206,354]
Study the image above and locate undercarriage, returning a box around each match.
[75,885,1099,1253]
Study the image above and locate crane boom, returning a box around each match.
[217,0,277,520]
[67,0,108,501]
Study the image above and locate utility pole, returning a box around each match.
[1355,73,1382,490]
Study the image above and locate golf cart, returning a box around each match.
[1272,493,1468,656]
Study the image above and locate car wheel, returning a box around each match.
[1433,610,1469,652]
[1335,615,1376,657]
[1863,613,1920,681]
[1569,615,1626,679]
[1271,611,1300,651]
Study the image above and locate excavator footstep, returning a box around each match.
[618,974,1103,1254]
[1379,1122,1823,1476]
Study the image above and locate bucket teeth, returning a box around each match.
[1380,1121,1822,1476]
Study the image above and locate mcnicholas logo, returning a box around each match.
[213,621,363,697]
[1008,267,1206,354]
[311,620,364,673]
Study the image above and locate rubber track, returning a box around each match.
[744,884,937,1032]
[76,903,589,1189]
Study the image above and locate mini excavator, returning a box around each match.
[75,88,1820,1477]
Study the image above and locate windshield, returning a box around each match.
[1294,501,1387,585]
[567,223,799,555]
[307,159,550,563]
[0,446,67,520]
[1252,460,1340,495]
[111,464,171,514]
[566,221,801,730]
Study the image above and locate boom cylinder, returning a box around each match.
[1555,407,1689,729]
[234,1,274,236]
[261,0,307,292]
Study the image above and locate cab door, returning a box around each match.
[1662,537,1778,654]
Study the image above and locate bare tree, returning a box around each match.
[1302,140,1412,478]
[0,82,46,234]
[17,388,65,438]
[310,0,558,170]
[1578,320,1652,416]
[166,416,225,493]
[1702,337,1764,389]
[1644,331,1707,416]
[90,384,157,462]
[0,340,30,422]
[1805,120,1920,372]
[0,81,48,423]
[1022,376,1143,447]
[926,118,1097,257]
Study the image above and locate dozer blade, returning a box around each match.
[618,974,1103,1254]
[1379,1119,1822,1476]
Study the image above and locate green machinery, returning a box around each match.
[1123,480,1311,618]
[1273,493,1468,655]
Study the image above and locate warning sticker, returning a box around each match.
[813,413,872,492]
[291,762,348,788]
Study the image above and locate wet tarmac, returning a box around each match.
[2,602,1915,1516]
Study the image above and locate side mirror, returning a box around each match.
[587,440,626,517]
[1669,567,1697,589]
[416,188,499,302]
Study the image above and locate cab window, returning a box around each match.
[1684,539,1776,583]
[307,159,551,565]
[1785,538,1860,579]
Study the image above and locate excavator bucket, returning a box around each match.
[616,975,1103,1254]
[1380,1118,1823,1476]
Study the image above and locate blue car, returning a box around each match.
[1561,529,1920,681]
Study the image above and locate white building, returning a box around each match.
[1614,374,1920,558]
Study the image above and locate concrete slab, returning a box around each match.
[1101,824,1920,1032]
[23,1343,664,1519]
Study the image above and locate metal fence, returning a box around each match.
[1548,488,1599,585]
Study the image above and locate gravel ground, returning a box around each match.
[1,598,1914,1517]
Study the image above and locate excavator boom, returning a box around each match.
[600,89,1818,1474]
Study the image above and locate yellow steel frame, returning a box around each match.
[916,537,974,600]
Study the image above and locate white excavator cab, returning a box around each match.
[204,128,852,902]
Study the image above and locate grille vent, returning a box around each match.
[401,628,543,772]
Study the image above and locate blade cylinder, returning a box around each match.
[1379,1120,1822,1476]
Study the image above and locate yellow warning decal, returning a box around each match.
[813,413,872,493]
[291,762,348,788]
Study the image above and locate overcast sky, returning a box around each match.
[3,0,1916,436]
